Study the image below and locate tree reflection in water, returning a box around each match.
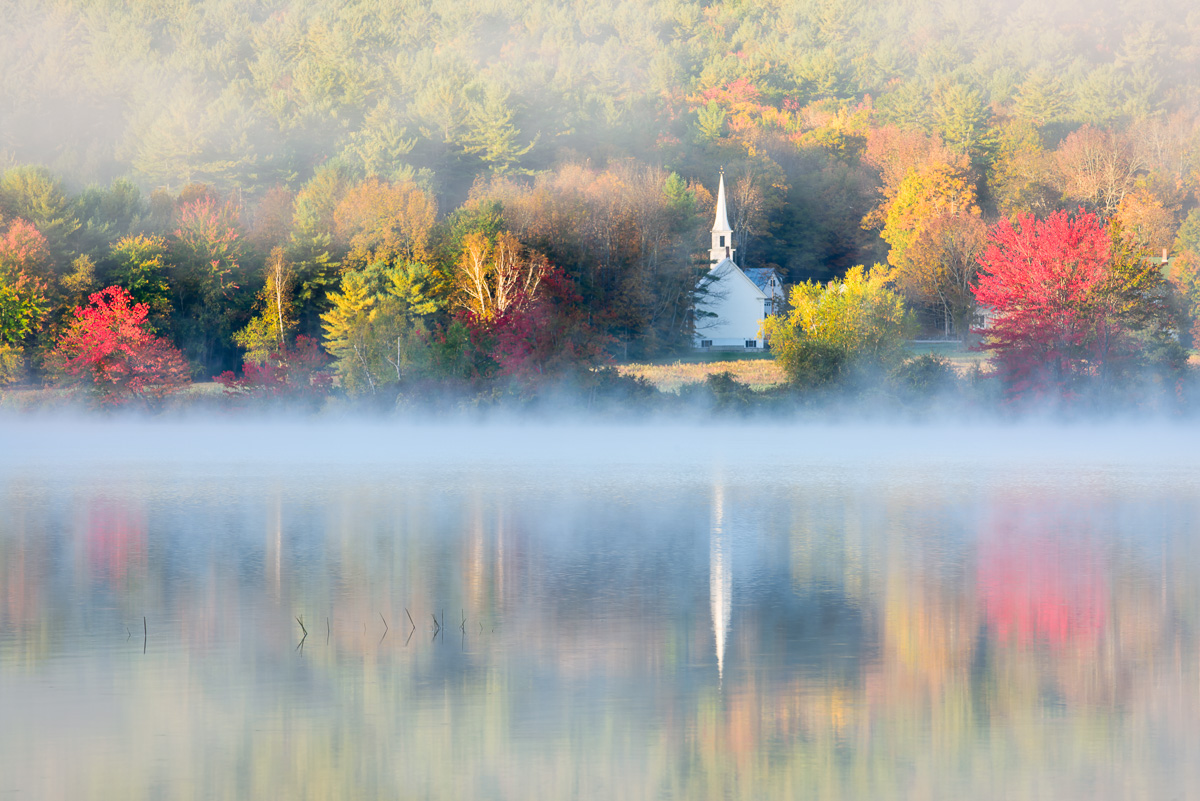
[0,461,1198,799]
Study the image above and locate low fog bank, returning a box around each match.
[3,417,1198,477]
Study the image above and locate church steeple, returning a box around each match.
[710,170,734,265]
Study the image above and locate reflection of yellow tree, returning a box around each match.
[884,568,975,691]
[877,559,978,759]
[0,514,48,653]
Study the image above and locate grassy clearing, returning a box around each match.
[907,341,990,375]
[0,380,227,411]
[185,381,226,396]
[619,342,994,392]
[617,358,786,393]
[0,386,70,411]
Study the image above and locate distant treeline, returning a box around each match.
[3,0,1199,273]
[2,0,1200,409]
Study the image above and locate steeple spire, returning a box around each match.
[713,170,731,233]
[710,170,735,265]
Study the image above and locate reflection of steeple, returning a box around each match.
[710,483,732,684]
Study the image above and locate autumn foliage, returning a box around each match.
[485,266,611,384]
[974,211,1113,401]
[53,286,190,405]
[215,335,332,405]
[0,218,51,276]
[764,265,916,389]
[334,178,437,267]
[173,196,244,291]
[0,220,50,347]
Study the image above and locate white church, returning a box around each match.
[693,171,785,350]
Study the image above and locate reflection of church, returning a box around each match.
[710,483,731,684]
[694,172,785,351]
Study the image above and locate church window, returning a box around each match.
[745,340,757,349]
[700,339,713,348]
[719,235,725,247]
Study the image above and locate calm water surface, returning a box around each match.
[2,421,1199,800]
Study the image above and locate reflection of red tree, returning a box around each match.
[977,511,1107,647]
[86,500,146,585]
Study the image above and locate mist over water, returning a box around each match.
[3,419,1200,799]
[5,416,1199,470]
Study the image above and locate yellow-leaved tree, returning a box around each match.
[881,160,980,267]
[454,231,547,322]
[762,265,916,389]
[233,247,295,365]
[321,260,442,395]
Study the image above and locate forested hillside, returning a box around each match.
[2,0,1199,403]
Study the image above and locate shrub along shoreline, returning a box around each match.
[3,350,1195,420]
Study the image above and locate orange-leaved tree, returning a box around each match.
[334,178,437,269]
[890,211,988,344]
[0,218,51,382]
[53,286,190,406]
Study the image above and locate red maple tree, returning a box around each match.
[53,285,190,405]
[458,265,611,390]
[214,335,332,406]
[974,210,1114,401]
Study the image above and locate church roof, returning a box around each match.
[742,267,780,293]
[710,257,767,299]
[713,171,731,233]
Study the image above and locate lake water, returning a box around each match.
[2,420,1200,800]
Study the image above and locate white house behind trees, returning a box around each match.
[693,171,785,350]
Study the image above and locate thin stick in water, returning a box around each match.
[405,608,415,629]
